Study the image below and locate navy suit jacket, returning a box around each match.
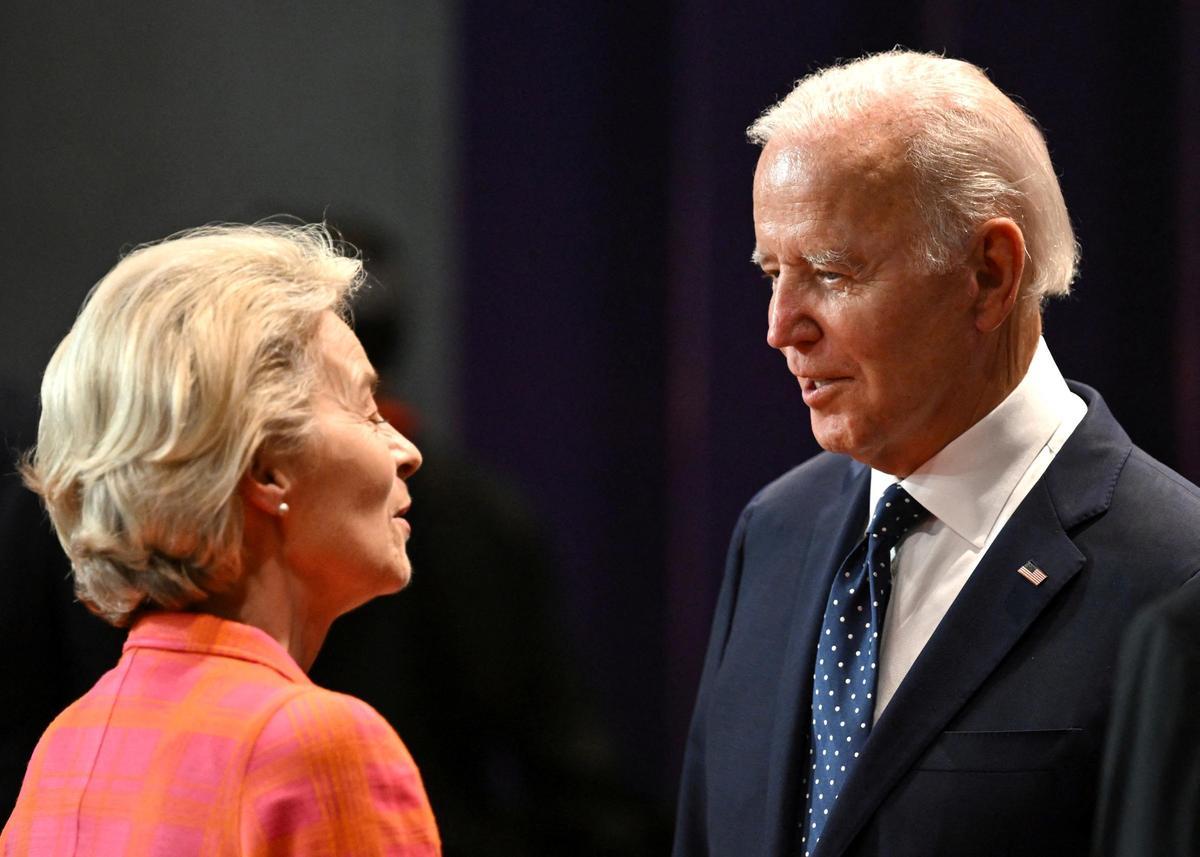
[673,384,1200,857]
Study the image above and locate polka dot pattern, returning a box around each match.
[800,483,930,855]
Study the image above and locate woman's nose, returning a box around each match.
[389,428,422,479]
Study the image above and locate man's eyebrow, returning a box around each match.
[749,246,853,269]
[805,247,852,268]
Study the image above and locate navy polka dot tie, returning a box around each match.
[800,483,931,856]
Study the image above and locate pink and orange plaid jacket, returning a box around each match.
[1,612,441,855]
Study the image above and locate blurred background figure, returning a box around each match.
[305,217,664,853]
[2,224,439,854]
[1,3,1199,854]
[1092,583,1200,857]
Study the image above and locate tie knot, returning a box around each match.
[867,483,930,553]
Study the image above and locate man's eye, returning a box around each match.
[815,269,844,284]
[369,411,388,426]
[761,271,779,288]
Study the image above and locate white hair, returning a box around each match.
[748,50,1079,304]
[23,223,364,626]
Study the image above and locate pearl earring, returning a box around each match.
[278,502,290,515]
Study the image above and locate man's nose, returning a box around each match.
[766,277,820,350]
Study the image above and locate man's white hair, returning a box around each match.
[748,50,1078,304]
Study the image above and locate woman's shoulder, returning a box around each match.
[317,686,396,731]
[241,686,441,854]
[257,685,409,753]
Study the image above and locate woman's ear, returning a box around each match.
[240,447,294,516]
[970,217,1026,333]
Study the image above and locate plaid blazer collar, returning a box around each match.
[124,611,310,684]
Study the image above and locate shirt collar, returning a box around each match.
[124,611,311,684]
[869,338,1075,550]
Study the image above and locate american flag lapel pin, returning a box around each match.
[1016,560,1048,586]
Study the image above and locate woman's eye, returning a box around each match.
[369,411,388,426]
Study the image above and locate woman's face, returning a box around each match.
[280,312,422,614]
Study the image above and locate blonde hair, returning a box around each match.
[24,223,363,626]
[748,49,1079,305]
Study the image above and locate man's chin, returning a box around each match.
[810,417,860,458]
[811,421,891,472]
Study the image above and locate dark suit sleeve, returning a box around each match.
[1092,575,1200,857]
[672,505,753,857]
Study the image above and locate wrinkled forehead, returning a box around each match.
[314,312,377,402]
[751,131,926,269]
[753,129,913,201]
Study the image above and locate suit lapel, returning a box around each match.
[762,462,871,857]
[813,383,1131,857]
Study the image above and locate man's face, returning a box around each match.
[752,137,985,476]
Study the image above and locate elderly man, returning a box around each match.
[673,51,1200,857]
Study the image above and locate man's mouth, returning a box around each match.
[800,377,848,402]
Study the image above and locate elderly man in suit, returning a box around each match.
[673,50,1200,857]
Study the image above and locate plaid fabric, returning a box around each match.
[1,612,440,856]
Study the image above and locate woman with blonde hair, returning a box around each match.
[1,223,440,855]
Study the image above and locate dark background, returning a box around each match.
[2,1,1197,852]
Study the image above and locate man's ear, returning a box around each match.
[970,217,1026,333]
[239,447,294,516]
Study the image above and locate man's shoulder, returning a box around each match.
[1120,445,1200,504]
[747,451,861,515]
[1057,381,1200,525]
[1054,387,1200,582]
[1108,445,1200,546]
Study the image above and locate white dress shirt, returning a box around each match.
[869,338,1087,719]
